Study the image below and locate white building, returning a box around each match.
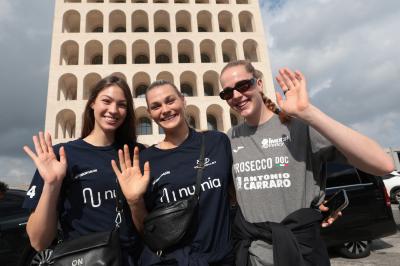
[45,0,274,145]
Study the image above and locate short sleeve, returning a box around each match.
[309,126,347,163]
[22,170,45,210]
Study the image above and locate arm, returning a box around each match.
[111,145,150,233]
[23,132,67,251]
[275,68,394,176]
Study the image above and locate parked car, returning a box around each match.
[0,188,53,266]
[321,162,397,259]
[382,171,400,203]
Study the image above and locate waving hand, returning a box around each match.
[111,145,150,206]
[275,68,310,118]
[23,132,67,185]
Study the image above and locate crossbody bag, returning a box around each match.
[50,181,126,266]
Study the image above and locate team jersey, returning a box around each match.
[139,129,234,265]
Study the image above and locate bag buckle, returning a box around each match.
[156,250,163,257]
[115,211,122,228]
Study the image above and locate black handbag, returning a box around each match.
[143,133,205,256]
[50,182,125,266]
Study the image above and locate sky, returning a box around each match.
[0,0,399,188]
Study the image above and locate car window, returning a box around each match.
[0,192,25,216]
[356,168,377,184]
[325,162,361,188]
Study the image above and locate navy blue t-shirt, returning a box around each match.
[139,129,234,265]
[23,139,145,265]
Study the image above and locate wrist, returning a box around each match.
[43,181,63,192]
[296,104,319,124]
[128,197,145,209]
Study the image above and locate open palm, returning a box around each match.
[275,68,310,117]
[23,132,67,184]
[111,145,150,206]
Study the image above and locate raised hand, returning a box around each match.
[275,68,310,118]
[111,145,150,206]
[23,132,67,185]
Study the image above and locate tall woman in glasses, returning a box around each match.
[219,60,394,266]
[22,75,145,265]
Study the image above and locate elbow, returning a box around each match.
[26,225,52,252]
[28,236,48,252]
[382,159,396,175]
[373,157,395,177]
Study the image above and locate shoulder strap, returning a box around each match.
[115,179,125,228]
[194,133,206,198]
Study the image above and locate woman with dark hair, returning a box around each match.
[112,80,234,265]
[22,75,144,265]
[218,60,394,265]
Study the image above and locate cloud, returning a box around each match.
[0,0,13,22]
[0,156,34,189]
[0,0,54,187]
[261,0,400,147]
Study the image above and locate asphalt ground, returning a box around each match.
[329,204,400,266]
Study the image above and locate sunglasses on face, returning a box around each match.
[219,78,257,100]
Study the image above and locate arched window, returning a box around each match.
[197,11,212,32]
[134,26,148,32]
[91,55,103,64]
[200,40,215,63]
[114,26,126,32]
[114,54,126,64]
[207,115,217,130]
[135,54,149,64]
[58,74,77,101]
[203,82,214,96]
[138,117,152,135]
[188,116,196,128]
[156,54,170,63]
[203,71,219,96]
[177,26,187,32]
[155,26,168,32]
[201,53,210,63]
[136,84,147,98]
[93,26,103,32]
[180,84,193,96]
[223,53,230,62]
[62,10,80,33]
[178,54,190,63]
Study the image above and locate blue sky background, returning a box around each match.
[0,0,399,188]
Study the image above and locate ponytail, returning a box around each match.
[259,91,290,123]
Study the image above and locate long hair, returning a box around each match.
[220,60,290,123]
[81,75,137,144]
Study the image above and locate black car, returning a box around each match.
[321,162,397,258]
[0,188,53,266]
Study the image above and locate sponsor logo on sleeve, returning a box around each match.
[261,135,290,149]
[73,169,98,180]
